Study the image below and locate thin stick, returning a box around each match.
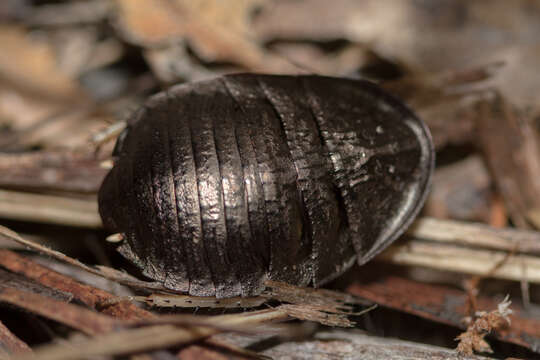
[408,217,540,254]
[16,308,291,360]
[0,189,102,228]
[380,240,540,283]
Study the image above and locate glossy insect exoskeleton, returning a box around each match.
[98,74,434,298]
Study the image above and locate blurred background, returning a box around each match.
[1,1,540,358]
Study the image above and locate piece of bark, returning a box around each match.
[0,249,153,320]
[221,329,487,360]
[475,93,540,228]
[0,267,72,303]
[0,287,118,335]
[347,276,540,353]
[0,320,32,356]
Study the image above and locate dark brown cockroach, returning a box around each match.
[98,74,434,298]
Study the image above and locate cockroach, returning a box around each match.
[98,74,434,298]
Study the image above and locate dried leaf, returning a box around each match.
[114,0,294,72]
[143,41,216,83]
[263,280,370,314]
[255,0,540,73]
[484,45,540,109]
[475,93,540,228]
[26,0,111,26]
[0,25,82,99]
[0,85,111,149]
